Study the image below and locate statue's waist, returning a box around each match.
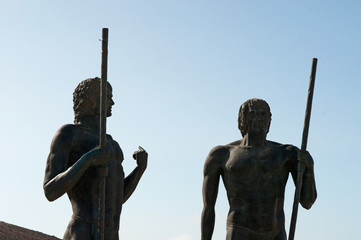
[226,220,284,238]
[72,215,119,231]
[227,208,285,232]
[228,196,284,210]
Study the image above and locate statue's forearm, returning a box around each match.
[122,165,146,204]
[201,206,215,240]
[44,156,90,201]
[300,170,317,209]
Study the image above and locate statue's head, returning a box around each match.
[238,98,272,137]
[73,77,113,124]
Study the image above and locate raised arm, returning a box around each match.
[122,146,148,204]
[201,146,225,240]
[43,125,108,201]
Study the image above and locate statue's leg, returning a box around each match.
[273,229,287,240]
[105,228,119,240]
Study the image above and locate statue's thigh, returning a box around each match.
[226,225,249,240]
[273,229,287,240]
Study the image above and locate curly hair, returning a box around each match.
[73,77,112,124]
[238,98,272,137]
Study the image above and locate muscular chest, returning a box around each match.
[70,129,122,166]
[225,147,284,176]
[223,146,289,197]
[68,129,124,196]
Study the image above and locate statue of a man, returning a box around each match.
[43,77,148,240]
[201,98,317,240]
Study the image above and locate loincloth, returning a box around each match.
[226,221,284,240]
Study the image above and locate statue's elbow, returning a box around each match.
[301,201,313,210]
[45,192,56,202]
[44,185,58,202]
[301,193,317,210]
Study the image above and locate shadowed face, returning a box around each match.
[106,90,115,117]
[238,98,272,137]
[88,85,115,117]
[246,102,271,136]
[73,78,115,123]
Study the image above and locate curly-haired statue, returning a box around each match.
[44,77,148,240]
[201,98,317,240]
[73,77,112,124]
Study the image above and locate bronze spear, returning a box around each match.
[97,27,109,240]
[288,58,318,240]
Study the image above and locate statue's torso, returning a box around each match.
[222,143,293,233]
[67,126,124,233]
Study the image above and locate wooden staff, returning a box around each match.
[288,58,318,240]
[97,27,109,240]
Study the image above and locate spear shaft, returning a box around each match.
[97,27,109,240]
[288,58,318,240]
[100,28,108,148]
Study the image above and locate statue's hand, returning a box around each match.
[86,146,110,166]
[133,146,148,170]
[297,150,314,171]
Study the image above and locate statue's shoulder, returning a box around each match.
[208,144,230,156]
[266,140,282,147]
[47,125,78,155]
[266,140,295,148]
[51,124,76,137]
[213,140,244,154]
[266,140,299,155]
[51,124,79,145]
[205,145,230,168]
[226,139,242,146]
[57,124,77,133]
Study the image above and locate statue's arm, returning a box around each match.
[288,146,317,209]
[298,150,317,209]
[43,126,106,201]
[201,147,224,240]
[122,147,148,204]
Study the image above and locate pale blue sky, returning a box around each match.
[1,1,360,239]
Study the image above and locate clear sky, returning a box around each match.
[1,1,360,239]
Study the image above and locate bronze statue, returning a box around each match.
[43,77,147,240]
[201,98,317,240]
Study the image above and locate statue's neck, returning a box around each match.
[241,133,267,148]
[77,115,100,132]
